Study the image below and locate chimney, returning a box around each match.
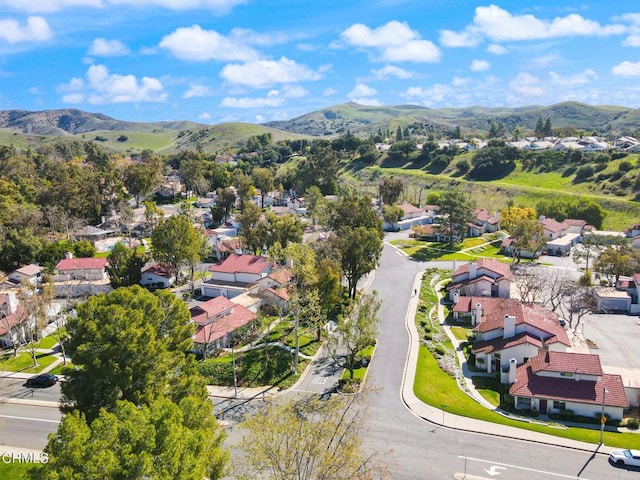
[503,314,516,339]
[4,292,18,315]
[65,251,73,259]
[452,259,457,273]
[469,262,477,279]
[474,302,483,325]
[452,292,459,304]
[508,358,517,384]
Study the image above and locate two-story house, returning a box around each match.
[467,209,500,237]
[447,259,513,299]
[509,350,628,420]
[457,296,571,380]
[7,264,45,287]
[190,296,257,354]
[202,254,273,299]
[540,217,580,256]
[52,255,112,297]
[383,202,435,231]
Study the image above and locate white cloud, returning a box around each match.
[341,20,440,63]
[470,59,490,72]
[88,38,130,56]
[612,61,640,76]
[452,76,470,87]
[401,84,454,104]
[0,16,51,44]
[347,83,380,105]
[219,96,284,108]
[549,69,597,86]
[371,65,413,79]
[623,35,640,47]
[198,112,212,120]
[487,44,508,55]
[443,5,625,46]
[439,29,480,48]
[159,25,259,62]
[323,87,338,96]
[183,83,212,99]
[220,57,321,87]
[60,64,167,104]
[228,27,291,47]
[0,0,247,14]
[281,84,308,98]
[508,72,544,97]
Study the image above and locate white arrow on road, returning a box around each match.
[484,466,507,476]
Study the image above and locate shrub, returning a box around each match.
[434,345,446,356]
[455,159,470,173]
[627,418,640,430]
[619,160,633,172]
[338,377,361,394]
[558,409,575,420]
[423,333,433,341]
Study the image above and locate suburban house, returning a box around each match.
[540,217,581,256]
[467,209,500,237]
[52,255,111,297]
[383,202,435,231]
[454,296,571,380]
[7,264,45,287]
[256,267,292,311]
[447,259,513,299]
[411,223,447,242]
[202,253,274,299]
[190,296,258,354]
[0,292,26,349]
[509,350,628,420]
[140,263,176,289]
[593,273,640,313]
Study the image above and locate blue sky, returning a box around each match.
[2,1,640,125]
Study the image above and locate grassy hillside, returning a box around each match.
[265,101,639,137]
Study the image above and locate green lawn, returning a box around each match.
[0,352,60,373]
[449,326,471,341]
[414,345,640,447]
[390,239,509,262]
[48,362,74,376]
[36,328,66,350]
[0,461,35,480]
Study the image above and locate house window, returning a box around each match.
[516,397,531,407]
[560,372,573,377]
[553,401,566,410]
[523,357,529,363]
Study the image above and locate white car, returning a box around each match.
[609,449,640,467]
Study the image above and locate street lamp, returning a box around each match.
[600,386,608,444]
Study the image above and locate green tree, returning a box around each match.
[304,185,327,226]
[329,195,383,234]
[106,243,145,288]
[151,214,208,280]
[328,291,380,379]
[71,240,96,258]
[316,257,343,320]
[252,167,275,208]
[509,217,546,263]
[379,177,404,206]
[263,212,304,251]
[336,226,382,300]
[61,286,203,422]
[33,395,226,480]
[143,200,164,237]
[124,162,160,206]
[235,395,390,480]
[437,189,474,248]
[237,202,263,254]
[593,243,637,286]
[382,205,404,226]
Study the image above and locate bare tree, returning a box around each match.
[513,266,547,304]
[0,298,20,358]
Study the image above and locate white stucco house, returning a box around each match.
[509,350,628,420]
[447,259,513,299]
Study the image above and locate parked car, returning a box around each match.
[609,449,640,467]
[25,374,58,388]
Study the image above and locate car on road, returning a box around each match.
[609,449,640,467]
[25,374,58,388]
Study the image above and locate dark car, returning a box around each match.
[25,374,58,388]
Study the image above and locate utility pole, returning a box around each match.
[600,387,608,444]
[231,334,237,398]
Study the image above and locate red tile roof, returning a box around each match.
[509,357,628,408]
[193,305,256,343]
[472,332,544,354]
[540,218,567,233]
[0,304,26,336]
[452,259,512,281]
[530,350,603,376]
[209,254,272,275]
[141,262,174,278]
[56,257,108,270]
[474,209,498,225]
[398,202,424,215]
[190,296,237,325]
[267,267,292,285]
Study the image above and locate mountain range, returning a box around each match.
[1,102,639,154]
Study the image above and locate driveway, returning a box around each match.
[582,313,640,369]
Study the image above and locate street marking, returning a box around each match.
[458,456,593,480]
[0,414,60,424]
[484,465,507,476]
[312,377,327,385]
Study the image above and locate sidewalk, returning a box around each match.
[401,270,603,453]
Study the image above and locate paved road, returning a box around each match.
[0,377,63,404]
[0,403,60,450]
